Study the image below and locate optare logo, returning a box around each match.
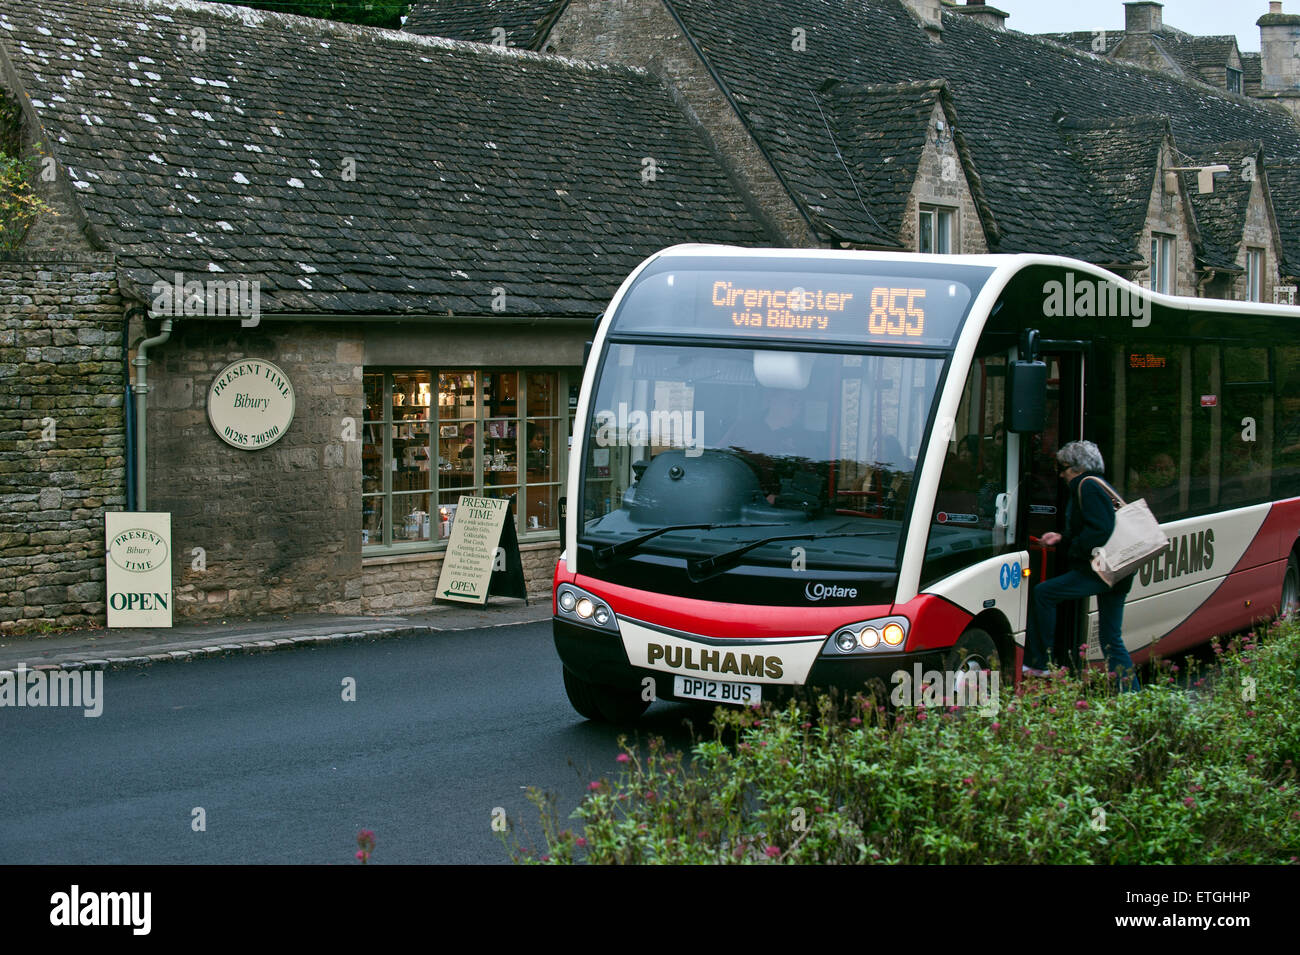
[805,582,858,601]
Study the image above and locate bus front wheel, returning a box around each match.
[943,628,1003,698]
[562,667,651,723]
[1282,552,1299,619]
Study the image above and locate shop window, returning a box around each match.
[362,367,577,551]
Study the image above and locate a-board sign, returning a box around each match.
[435,496,527,605]
[105,512,172,627]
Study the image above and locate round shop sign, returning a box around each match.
[207,358,295,450]
[108,526,169,573]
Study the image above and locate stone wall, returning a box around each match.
[1138,144,1199,295]
[144,320,364,618]
[899,102,990,254]
[0,252,124,632]
[359,541,558,613]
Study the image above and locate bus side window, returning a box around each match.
[1275,345,1300,499]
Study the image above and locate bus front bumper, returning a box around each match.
[553,617,948,703]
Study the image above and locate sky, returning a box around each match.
[991,0,1280,52]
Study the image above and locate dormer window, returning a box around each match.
[1227,67,1243,94]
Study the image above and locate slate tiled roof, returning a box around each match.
[1061,116,1167,253]
[799,78,995,249]
[0,0,769,316]
[1182,142,1261,272]
[1039,31,1123,58]
[663,0,1300,267]
[403,0,565,49]
[1268,159,1300,277]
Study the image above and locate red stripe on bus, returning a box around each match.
[569,573,893,640]
[891,593,974,652]
[1140,499,1300,658]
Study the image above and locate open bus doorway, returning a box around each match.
[1022,348,1089,673]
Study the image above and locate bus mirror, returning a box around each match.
[1007,359,1047,433]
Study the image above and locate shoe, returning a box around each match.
[1021,666,1051,678]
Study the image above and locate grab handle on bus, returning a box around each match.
[1028,534,1054,581]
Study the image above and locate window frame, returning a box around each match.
[918,204,956,255]
[1150,233,1175,295]
[1227,67,1243,94]
[1245,246,1264,302]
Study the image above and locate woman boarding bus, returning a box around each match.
[553,245,1300,721]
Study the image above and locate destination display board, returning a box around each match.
[611,262,987,348]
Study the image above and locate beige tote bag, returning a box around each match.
[1078,476,1170,587]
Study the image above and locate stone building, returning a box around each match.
[4,0,1300,630]
[0,0,769,629]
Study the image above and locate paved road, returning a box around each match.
[0,621,707,864]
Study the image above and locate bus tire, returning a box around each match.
[1282,552,1300,620]
[943,628,1003,702]
[562,667,650,723]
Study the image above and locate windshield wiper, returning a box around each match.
[686,531,892,583]
[592,522,787,568]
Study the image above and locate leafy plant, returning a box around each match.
[0,149,56,251]
[511,617,1300,864]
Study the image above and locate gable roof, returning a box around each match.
[1038,26,1243,88]
[403,0,565,49]
[1061,116,1168,254]
[1268,158,1300,278]
[0,0,769,316]
[1182,141,1262,272]
[661,0,1300,268]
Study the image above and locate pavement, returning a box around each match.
[0,597,553,673]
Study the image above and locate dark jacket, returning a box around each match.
[1060,470,1135,595]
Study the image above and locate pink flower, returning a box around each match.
[765,846,780,858]
[576,836,587,847]
[588,781,602,791]
[1183,797,1195,807]
[991,722,1001,732]
[962,777,974,786]
[1074,700,1089,710]
[616,753,629,763]
[916,711,928,721]
[356,850,366,861]
[849,716,862,726]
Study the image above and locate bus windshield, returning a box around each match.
[578,342,945,576]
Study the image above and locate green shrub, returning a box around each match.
[510,617,1300,864]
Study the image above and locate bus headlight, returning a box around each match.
[821,616,910,656]
[555,584,620,634]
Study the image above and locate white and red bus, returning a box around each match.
[553,246,1300,721]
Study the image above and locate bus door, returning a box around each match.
[1023,346,1087,670]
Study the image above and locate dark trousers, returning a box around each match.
[1025,570,1138,689]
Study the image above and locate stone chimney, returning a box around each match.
[953,2,1009,30]
[900,0,944,42]
[1258,2,1300,119]
[1124,1,1163,34]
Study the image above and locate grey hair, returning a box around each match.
[1057,439,1105,474]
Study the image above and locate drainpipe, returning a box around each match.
[131,316,173,511]
[121,306,144,512]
